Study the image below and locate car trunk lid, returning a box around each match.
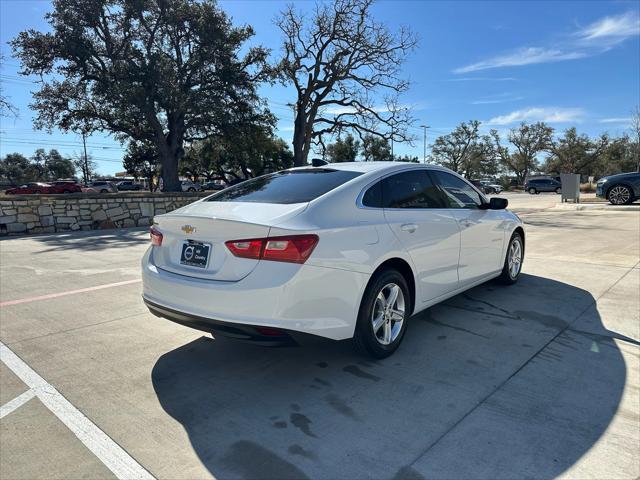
[151,200,307,281]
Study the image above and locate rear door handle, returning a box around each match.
[400,223,418,233]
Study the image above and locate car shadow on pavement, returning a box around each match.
[151,274,632,479]
[27,228,149,253]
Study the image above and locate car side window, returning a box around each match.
[362,181,383,208]
[381,170,444,209]
[431,171,483,209]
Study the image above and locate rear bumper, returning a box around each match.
[144,298,300,345]
[141,248,370,341]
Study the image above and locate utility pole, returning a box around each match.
[81,132,89,184]
[420,125,430,164]
[391,127,394,160]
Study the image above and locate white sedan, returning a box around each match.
[142,162,524,358]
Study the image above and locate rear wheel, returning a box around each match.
[555,187,561,194]
[607,185,633,205]
[100,189,108,193]
[528,187,537,194]
[497,232,524,285]
[353,269,410,359]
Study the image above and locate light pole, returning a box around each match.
[391,127,394,160]
[420,125,430,164]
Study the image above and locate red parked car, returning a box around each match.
[49,181,83,194]
[5,183,53,195]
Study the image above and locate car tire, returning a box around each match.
[555,187,561,194]
[100,189,108,193]
[63,190,71,194]
[528,187,537,194]
[607,185,634,205]
[497,232,524,285]
[353,268,411,359]
[188,187,196,192]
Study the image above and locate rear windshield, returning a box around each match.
[207,169,362,204]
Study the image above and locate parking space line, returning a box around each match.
[0,389,35,419]
[0,341,155,480]
[0,279,141,307]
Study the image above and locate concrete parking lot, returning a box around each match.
[1,195,638,479]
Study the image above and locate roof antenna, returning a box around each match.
[311,158,329,167]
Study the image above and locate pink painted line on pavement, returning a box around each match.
[0,279,142,307]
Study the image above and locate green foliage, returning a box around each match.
[362,135,392,161]
[326,135,360,162]
[544,128,609,175]
[182,126,294,182]
[73,153,98,184]
[123,141,160,191]
[11,0,272,191]
[490,122,554,184]
[0,153,34,185]
[591,135,638,177]
[431,121,497,178]
[0,149,76,184]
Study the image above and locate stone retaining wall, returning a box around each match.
[0,192,208,236]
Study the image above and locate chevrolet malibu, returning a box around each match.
[142,163,524,358]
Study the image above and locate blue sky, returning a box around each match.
[1,0,638,175]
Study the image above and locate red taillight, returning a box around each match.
[225,239,263,260]
[150,226,163,246]
[263,235,319,263]
[225,234,319,264]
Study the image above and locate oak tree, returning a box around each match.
[12,0,271,191]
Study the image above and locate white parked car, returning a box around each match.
[142,162,524,358]
[181,180,201,192]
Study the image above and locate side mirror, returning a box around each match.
[489,197,508,210]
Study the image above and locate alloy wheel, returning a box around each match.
[608,186,631,205]
[371,283,405,345]
[508,238,523,279]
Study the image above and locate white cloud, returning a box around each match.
[471,93,524,105]
[454,48,585,74]
[577,11,640,45]
[454,11,639,74]
[599,117,632,124]
[486,107,585,125]
[446,77,517,82]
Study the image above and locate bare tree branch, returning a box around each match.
[275,0,418,165]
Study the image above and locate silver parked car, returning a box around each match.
[89,181,118,193]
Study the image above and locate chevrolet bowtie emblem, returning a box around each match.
[181,225,196,234]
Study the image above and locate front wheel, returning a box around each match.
[188,187,196,192]
[353,269,410,359]
[497,232,524,285]
[555,187,561,194]
[528,187,537,194]
[607,185,633,205]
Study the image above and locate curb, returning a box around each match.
[554,203,640,211]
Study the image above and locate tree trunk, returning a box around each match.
[292,111,307,167]
[158,149,180,192]
[156,136,184,191]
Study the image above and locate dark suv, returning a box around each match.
[596,172,640,205]
[524,178,562,194]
